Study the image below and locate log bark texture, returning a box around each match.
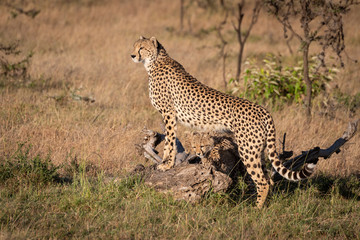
[144,163,232,202]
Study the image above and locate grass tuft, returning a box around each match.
[0,143,61,190]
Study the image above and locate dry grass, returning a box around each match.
[0,0,359,177]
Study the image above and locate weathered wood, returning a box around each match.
[135,128,196,165]
[135,129,163,164]
[144,163,232,202]
[134,129,231,201]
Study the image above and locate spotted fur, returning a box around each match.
[188,132,241,176]
[131,36,318,208]
[187,132,215,159]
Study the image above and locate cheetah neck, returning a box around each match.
[145,49,171,73]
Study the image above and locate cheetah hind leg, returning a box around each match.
[255,173,270,209]
[242,149,270,208]
[245,164,270,208]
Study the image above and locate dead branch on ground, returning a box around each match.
[272,119,359,181]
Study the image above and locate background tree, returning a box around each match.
[231,0,263,83]
[178,0,262,86]
[266,0,359,117]
[215,0,229,89]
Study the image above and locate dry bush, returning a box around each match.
[0,0,359,176]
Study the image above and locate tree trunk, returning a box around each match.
[180,0,184,32]
[234,2,244,83]
[233,1,262,83]
[222,53,227,90]
[235,43,244,83]
[303,42,312,117]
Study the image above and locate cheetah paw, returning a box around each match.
[157,162,173,171]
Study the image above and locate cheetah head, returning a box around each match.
[187,132,214,158]
[131,36,159,66]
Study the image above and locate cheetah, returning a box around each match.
[186,131,216,160]
[131,36,318,208]
[187,131,241,176]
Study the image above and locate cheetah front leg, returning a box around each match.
[157,112,177,171]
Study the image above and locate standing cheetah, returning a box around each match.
[131,36,318,208]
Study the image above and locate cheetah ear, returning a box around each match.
[139,36,145,40]
[184,131,192,138]
[193,132,200,137]
[150,36,158,48]
[184,131,197,138]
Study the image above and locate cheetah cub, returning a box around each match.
[187,132,240,177]
[131,36,318,208]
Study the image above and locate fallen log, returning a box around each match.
[144,163,232,202]
[134,129,232,202]
[134,119,359,201]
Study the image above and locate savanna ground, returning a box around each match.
[0,0,360,239]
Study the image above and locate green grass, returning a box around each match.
[1,145,359,239]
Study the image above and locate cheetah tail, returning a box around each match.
[267,143,318,182]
